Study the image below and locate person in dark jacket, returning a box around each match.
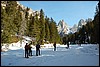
[66,38,70,49]
[67,41,69,49]
[24,43,29,58]
[53,42,56,51]
[36,43,40,56]
[28,43,32,56]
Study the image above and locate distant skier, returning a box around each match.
[36,43,40,56]
[53,42,56,51]
[24,43,29,58]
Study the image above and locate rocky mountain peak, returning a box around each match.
[57,18,92,37]
[57,20,69,37]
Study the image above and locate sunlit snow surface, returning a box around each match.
[1,44,99,66]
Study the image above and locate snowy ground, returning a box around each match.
[1,44,99,66]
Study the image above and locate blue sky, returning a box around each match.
[19,1,98,27]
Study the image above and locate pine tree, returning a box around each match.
[49,18,61,43]
[93,2,99,44]
[1,6,11,43]
[5,1,17,35]
[13,5,22,35]
[39,9,45,45]
[49,18,55,43]
[35,13,41,42]
[28,15,36,37]
[2,1,20,43]
[45,16,50,43]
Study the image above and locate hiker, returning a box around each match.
[24,43,29,58]
[28,42,32,56]
[67,41,69,49]
[66,38,70,49]
[78,40,81,46]
[53,42,56,51]
[36,43,40,56]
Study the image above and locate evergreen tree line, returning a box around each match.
[1,1,22,43]
[25,9,61,45]
[1,1,61,45]
[62,2,99,44]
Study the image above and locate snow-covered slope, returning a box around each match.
[1,44,99,66]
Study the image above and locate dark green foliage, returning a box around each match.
[39,9,45,45]
[24,9,61,44]
[49,18,61,43]
[45,16,50,42]
[25,7,29,19]
[1,1,21,43]
[1,1,61,45]
[1,1,22,43]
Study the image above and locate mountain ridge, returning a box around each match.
[57,18,92,37]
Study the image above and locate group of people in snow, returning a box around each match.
[24,42,33,58]
[24,41,41,58]
[24,41,57,58]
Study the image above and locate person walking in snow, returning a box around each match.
[28,42,32,56]
[24,43,29,58]
[53,42,56,51]
[36,43,40,56]
[67,41,69,49]
[66,37,70,49]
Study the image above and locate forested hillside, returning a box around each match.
[1,1,61,45]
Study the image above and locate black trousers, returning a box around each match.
[29,50,32,56]
[36,49,40,56]
[25,49,28,58]
[54,47,56,51]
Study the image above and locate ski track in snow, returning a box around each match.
[1,44,99,66]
